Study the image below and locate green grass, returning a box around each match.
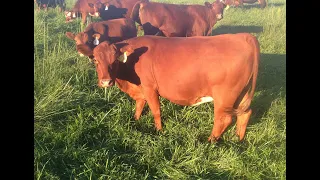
[34,0,286,179]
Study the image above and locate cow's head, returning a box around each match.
[205,0,229,21]
[66,31,103,57]
[77,42,134,88]
[64,10,77,22]
[88,3,100,17]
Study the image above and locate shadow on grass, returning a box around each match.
[212,25,263,35]
[35,122,159,179]
[250,53,286,124]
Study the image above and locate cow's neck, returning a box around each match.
[115,62,141,90]
[204,9,218,35]
[206,9,217,29]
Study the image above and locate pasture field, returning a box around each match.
[34,0,286,179]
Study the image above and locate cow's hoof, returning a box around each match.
[208,136,219,143]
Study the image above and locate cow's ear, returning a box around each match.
[88,3,94,8]
[116,45,134,63]
[204,2,212,8]
[76,44,94,58]
[120,45,134,56]
[92,34,101,39]
[65,32,75,40]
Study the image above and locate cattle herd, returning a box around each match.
[35,0,266,142]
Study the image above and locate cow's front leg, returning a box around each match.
[81,12,87,27]
[143,88,162,130]
[134,99,146,120]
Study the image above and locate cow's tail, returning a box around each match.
[131,0,149,26]
[231,35,260,116]
[131,1,142,26]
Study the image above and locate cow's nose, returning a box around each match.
[216,14,223,20]
[100,79,113,87]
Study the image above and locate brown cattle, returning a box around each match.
[131,0,228,37]
[77,33,260,142]
[35,0,66,12]
[92,0,140,21]
[64,0,101,24]
[225,0,267,8]
[65,18,137,60]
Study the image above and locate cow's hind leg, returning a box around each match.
[236,109,252,141]
[208,89,241,142]
[235,92,253,141]
[208,106,233,142]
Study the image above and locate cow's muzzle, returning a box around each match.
[216,14,223,20]
[100,79,114,87]
[89,12,100,17]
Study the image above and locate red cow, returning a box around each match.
[77,33,260,142]
[64,0,101,24]
[131,0,229,37]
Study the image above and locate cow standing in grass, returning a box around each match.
[64,0,101,25]
[131,0,228,37]
[77,33,260,142]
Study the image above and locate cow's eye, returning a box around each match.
[92,59,98,64]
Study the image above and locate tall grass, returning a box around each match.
[34,0,286,179]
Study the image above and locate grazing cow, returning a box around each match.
[64,0,101,24]
[77,33,260,142]
[225,0,267,8]
[35,0,66,12]
[65,18,137,60]
[131,0,229,37]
